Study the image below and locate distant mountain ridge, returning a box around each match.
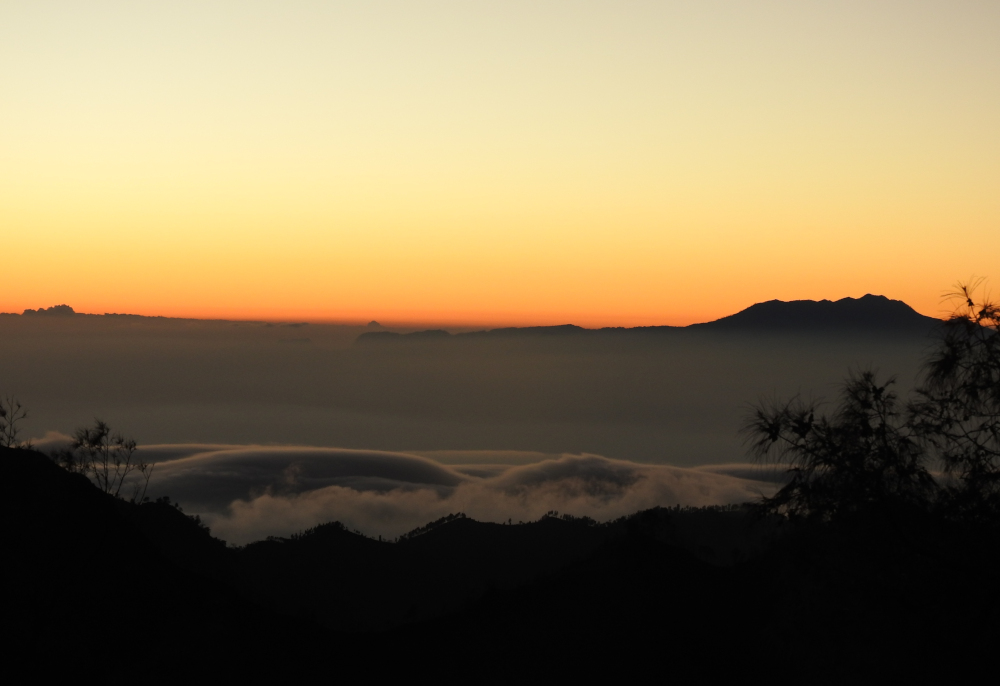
[359,294,940,343]
[0,306,257,323]
[20,304,77,316]
[690,294,937,333]
[7,294,940,337]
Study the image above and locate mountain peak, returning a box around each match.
[694,294,937,333]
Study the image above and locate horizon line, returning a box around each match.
[1,293,940,331]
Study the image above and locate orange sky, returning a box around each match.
[2,2,998,327]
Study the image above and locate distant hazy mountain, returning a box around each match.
[10,294,939,336]
[359,323,591,343]
[20,304,77,316]
[2,293,937,467]
[358,294,939,343]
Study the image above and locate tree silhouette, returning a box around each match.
[0,395,29,448]
[59,419,153,502]
[910,279,1000,521]
[744,371,935,521]
[746,279,999,527]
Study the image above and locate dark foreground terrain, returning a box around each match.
[5,446,995,682]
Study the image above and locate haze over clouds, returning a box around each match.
[2,315,932,465]
[11,299,939,544]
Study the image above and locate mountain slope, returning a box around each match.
[2,447,326,678]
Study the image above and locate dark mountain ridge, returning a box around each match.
[6,294,938,339]
[358,294,939,344]
[690,293,935,332]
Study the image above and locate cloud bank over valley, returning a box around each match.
[11,308,930,543]
[51,440,779,544]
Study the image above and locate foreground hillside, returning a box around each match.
[4,446,994,681]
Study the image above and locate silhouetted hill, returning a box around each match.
[356,294,938,344]
[398,533,740,681]
[3,447,326,678]
[691,293,938,333]
[4,446,994,680]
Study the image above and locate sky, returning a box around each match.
[2,1,998,327]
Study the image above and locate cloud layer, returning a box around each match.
[120,444,779,544]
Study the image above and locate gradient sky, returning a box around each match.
[2,1,998,326]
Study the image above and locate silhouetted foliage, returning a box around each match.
[289,521,348,540]
[0,395,29,448]
[56,419,153,502]
[746,280,1000,528]
[744,371,935,521]
[398,512,468,540]
[910,280,1000,521]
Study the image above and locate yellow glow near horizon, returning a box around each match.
[2,1,998,326]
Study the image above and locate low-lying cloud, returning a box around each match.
[32,437,779,544]
[147,447,464,512]
[110,444,777,544]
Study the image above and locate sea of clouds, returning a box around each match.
[35,434,782,545]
